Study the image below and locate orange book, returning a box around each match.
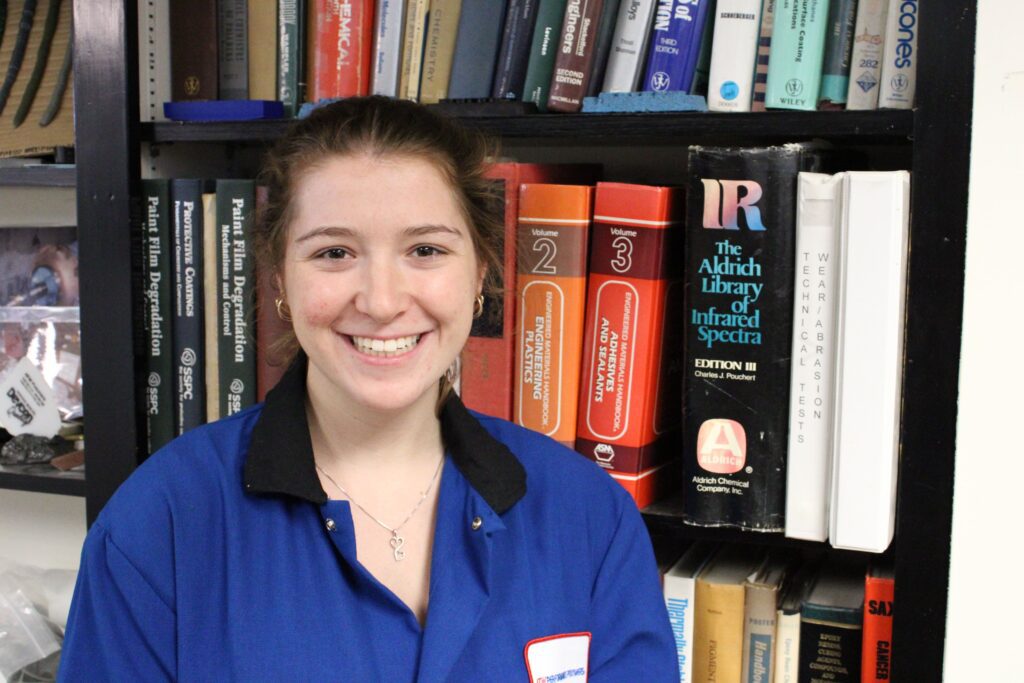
[862,564,895,682]
[515,184,594,447]
[461,163,600,420]
[310,0,375,101]
[575,182,685,479]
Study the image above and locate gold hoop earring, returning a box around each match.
[274,297,292,322]
[473,294,485,319]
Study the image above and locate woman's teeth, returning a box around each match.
[350,334,421,357]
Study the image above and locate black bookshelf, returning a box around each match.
[143,109,913,144]
[0,165,76,187]
[69,0,974,679]
[0,466,86,497]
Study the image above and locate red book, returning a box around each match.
[310,0,375,100]
[460,163,600,420]
[575,182,685,481]
[862,564,895,682]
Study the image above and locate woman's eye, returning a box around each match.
[318,247,349,260]
[413,245,445,258]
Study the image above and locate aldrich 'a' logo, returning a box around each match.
[701,179,767,231]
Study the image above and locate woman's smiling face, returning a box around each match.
[280,152,484,416]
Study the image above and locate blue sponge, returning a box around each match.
[581,91,708,113]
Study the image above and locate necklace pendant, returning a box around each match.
[389,531,406,561]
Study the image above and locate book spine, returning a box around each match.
[248,0,280,100]
[170,0,219,101]
[845,0,888,110]
[492,0,542,99]
[462,163,598,420]
[547,0,606,112]
[877,0,916,109]
[799,614,863,681]
[688,1,716,96]
[862,574,895,682]
[515,184,593,448]
[215,180,257,418]
[172,179,206,435]
[683,145,814,532]
[829,172,910,553]
[521,0,570,109]
[785,172,841,542]
[664,573,699,682]
[751,0,776,111]
[278,0,308,115]
[765,0,831,110]
[419,0,464,103]
[706,0,764,112]
[139,0,171,121]
[741,583,778,683]
[584,0,625,97]
[774,610,801,683]
[398,0,430,100]
[642,0,713,94]
[819,0,857,104]
[447,0,509,99]
[602,0,657,93]
[694,581,747,682]
[142,179,175,452]
[312,0,375,100]
[203,193,220,423]
[575,183,684,475]
[218,0,249,99]
[371,0,406,96]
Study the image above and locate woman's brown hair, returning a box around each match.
[254,96,504,403]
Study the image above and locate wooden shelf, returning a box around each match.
[142,109,914,144]
[0,465,85,496]
[0,165,76,187]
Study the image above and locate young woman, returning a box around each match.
[59,97,677,681]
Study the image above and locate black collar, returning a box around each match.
[243,352,527,514]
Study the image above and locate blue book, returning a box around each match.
[448,0,509,99]
[642,0,716,94]
[164,100,285,121]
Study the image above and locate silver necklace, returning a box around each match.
[315,456,444,562]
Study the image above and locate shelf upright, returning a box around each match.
[892,2,976,680]
[73,0,143,524]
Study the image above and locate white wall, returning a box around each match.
[0,489,85,570]
[944,1,1024,680]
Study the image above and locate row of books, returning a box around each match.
[140,0,917,120]
[461,152,909,554]
[658,541,894,683]
[140,179,258,452]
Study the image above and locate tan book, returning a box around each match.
[248,0,279,100]
[418,0,463,104]
[741,553,792,682]
[693,545,764,683]
[398,0,431,100]
[202,192,220,424]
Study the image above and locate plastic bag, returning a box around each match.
[0,306,81,422]
[0,574,61,683]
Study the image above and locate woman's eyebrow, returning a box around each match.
[295,223,466,243]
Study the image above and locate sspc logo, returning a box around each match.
[148,372,161,388]
[181,348,197,366]
[696,419,746,473]
[229,379,244,395]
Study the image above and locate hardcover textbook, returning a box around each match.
[683,144,823,532]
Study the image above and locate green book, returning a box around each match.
[277,0,306,116]
[765,0,831,110]
[142,179,175,453]
[521,0,569,111]
[820,0,857,104]
[215,179,257,417]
